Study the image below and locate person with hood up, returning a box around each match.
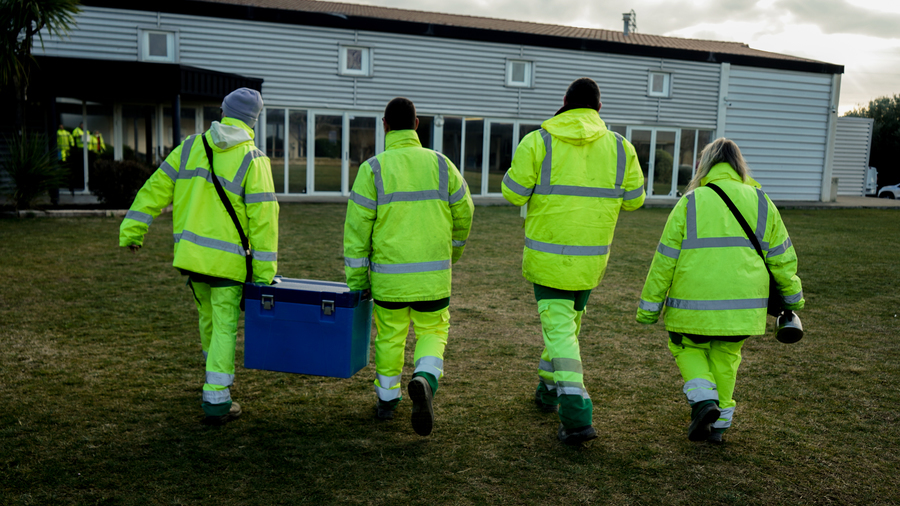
[119,87,279,425]
[502,77,645,444]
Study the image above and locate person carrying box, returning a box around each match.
[119,88,279,426]
[344,97,474,436]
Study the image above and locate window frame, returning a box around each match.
[138,28,178,63]
[506,59,534,88]
[339,45,373,77]
[648,71,672,98]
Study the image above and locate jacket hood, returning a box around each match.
[701,162,762,189]
[208,118,254,150]
[541,109,606,146]
[385,129,422,150]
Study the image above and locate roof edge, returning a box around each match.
[82,0,845,75]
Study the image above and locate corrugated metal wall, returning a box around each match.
[832,116,873,196]
[724,66,834,201]
[36,6,721,128]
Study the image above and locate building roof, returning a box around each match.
[86,0,844,74]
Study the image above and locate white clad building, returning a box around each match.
[29,0,845,202]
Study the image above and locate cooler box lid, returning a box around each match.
[244,276,364,308]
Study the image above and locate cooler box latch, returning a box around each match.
[322,300,335,316]
[261,294,275,310]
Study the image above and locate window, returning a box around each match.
[340,45,372,76]
[506,60,533,87]
[139,29,176,62]
[648,72,671,98]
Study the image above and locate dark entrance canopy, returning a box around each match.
[32,56,263,143]
[33,56,262,103]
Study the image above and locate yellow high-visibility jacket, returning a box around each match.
[344,129,474,302]
[57,129,74,160]
[636,162,804,336]
[119,118,279,284]
[89,133,105,153]
[502,108,645,290]
[72,127,85,148]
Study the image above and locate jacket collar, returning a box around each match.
[700,162,761,189]
[385,130,422,150]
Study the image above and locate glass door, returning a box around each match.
[629,128,679,197]
[312,113,343,193]
[486,121,514,194]
[347,114,378,193]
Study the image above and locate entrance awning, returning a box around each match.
[33,56,263,103]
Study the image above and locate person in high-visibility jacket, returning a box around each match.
[344,97,474,436]
[636,138,804,444]
[56,124,74,161]
[502,78,645,445]
[89,130,106,154]
[119,88,278,426]
[72,123,86,150]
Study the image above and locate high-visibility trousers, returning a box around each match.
[668,333,744,430]
[189,279,242,417]
[534,284,593,429]
[372,300,449,405]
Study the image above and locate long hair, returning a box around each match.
[685,138,751,193]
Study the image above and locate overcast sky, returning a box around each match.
[335,0,900,114]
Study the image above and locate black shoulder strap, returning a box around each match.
[706,183,771,276]
[201,134,253,284]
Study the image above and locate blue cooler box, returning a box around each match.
[244,277,373,378]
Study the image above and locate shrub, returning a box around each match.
[1,133,69,210]
[90,159,154,209]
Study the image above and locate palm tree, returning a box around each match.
[1,0,82,131]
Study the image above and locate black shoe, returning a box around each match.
[376,401,395,421]
[558,424,597,445]
[203,401,242,426]
[687,402,720,442]
[408,376,434,436]
[535,389,558,413]
[707,431,725,444]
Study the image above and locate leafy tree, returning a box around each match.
[0,0,82,131]
[844,94,900,186]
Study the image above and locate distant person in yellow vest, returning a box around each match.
[120,88,279,426]
[89,130,106,154]
[57,124,74,161]
[344,97,474,436]
[72,122,86,150]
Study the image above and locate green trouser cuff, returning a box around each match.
[203,400,232,417]
[533,284,592,312]
[691,399,719,418]
[559,394,593,429]
[536,382,560,406]
[711,427,727,434]
[414,372,439,396]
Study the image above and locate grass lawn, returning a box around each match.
[1,204,899,505]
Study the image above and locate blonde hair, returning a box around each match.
[685,138,751,193]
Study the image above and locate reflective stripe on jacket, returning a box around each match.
[119,118,279,284]
[343,129,474,302]
[501,109,645,291]
[637,162,804,336]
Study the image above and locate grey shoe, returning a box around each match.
[707,431,725,444]
[535,389,558,413]
[687,402,720,442]
[203,401,242,426]
[408,376,434,436]
[558,424,598,445]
